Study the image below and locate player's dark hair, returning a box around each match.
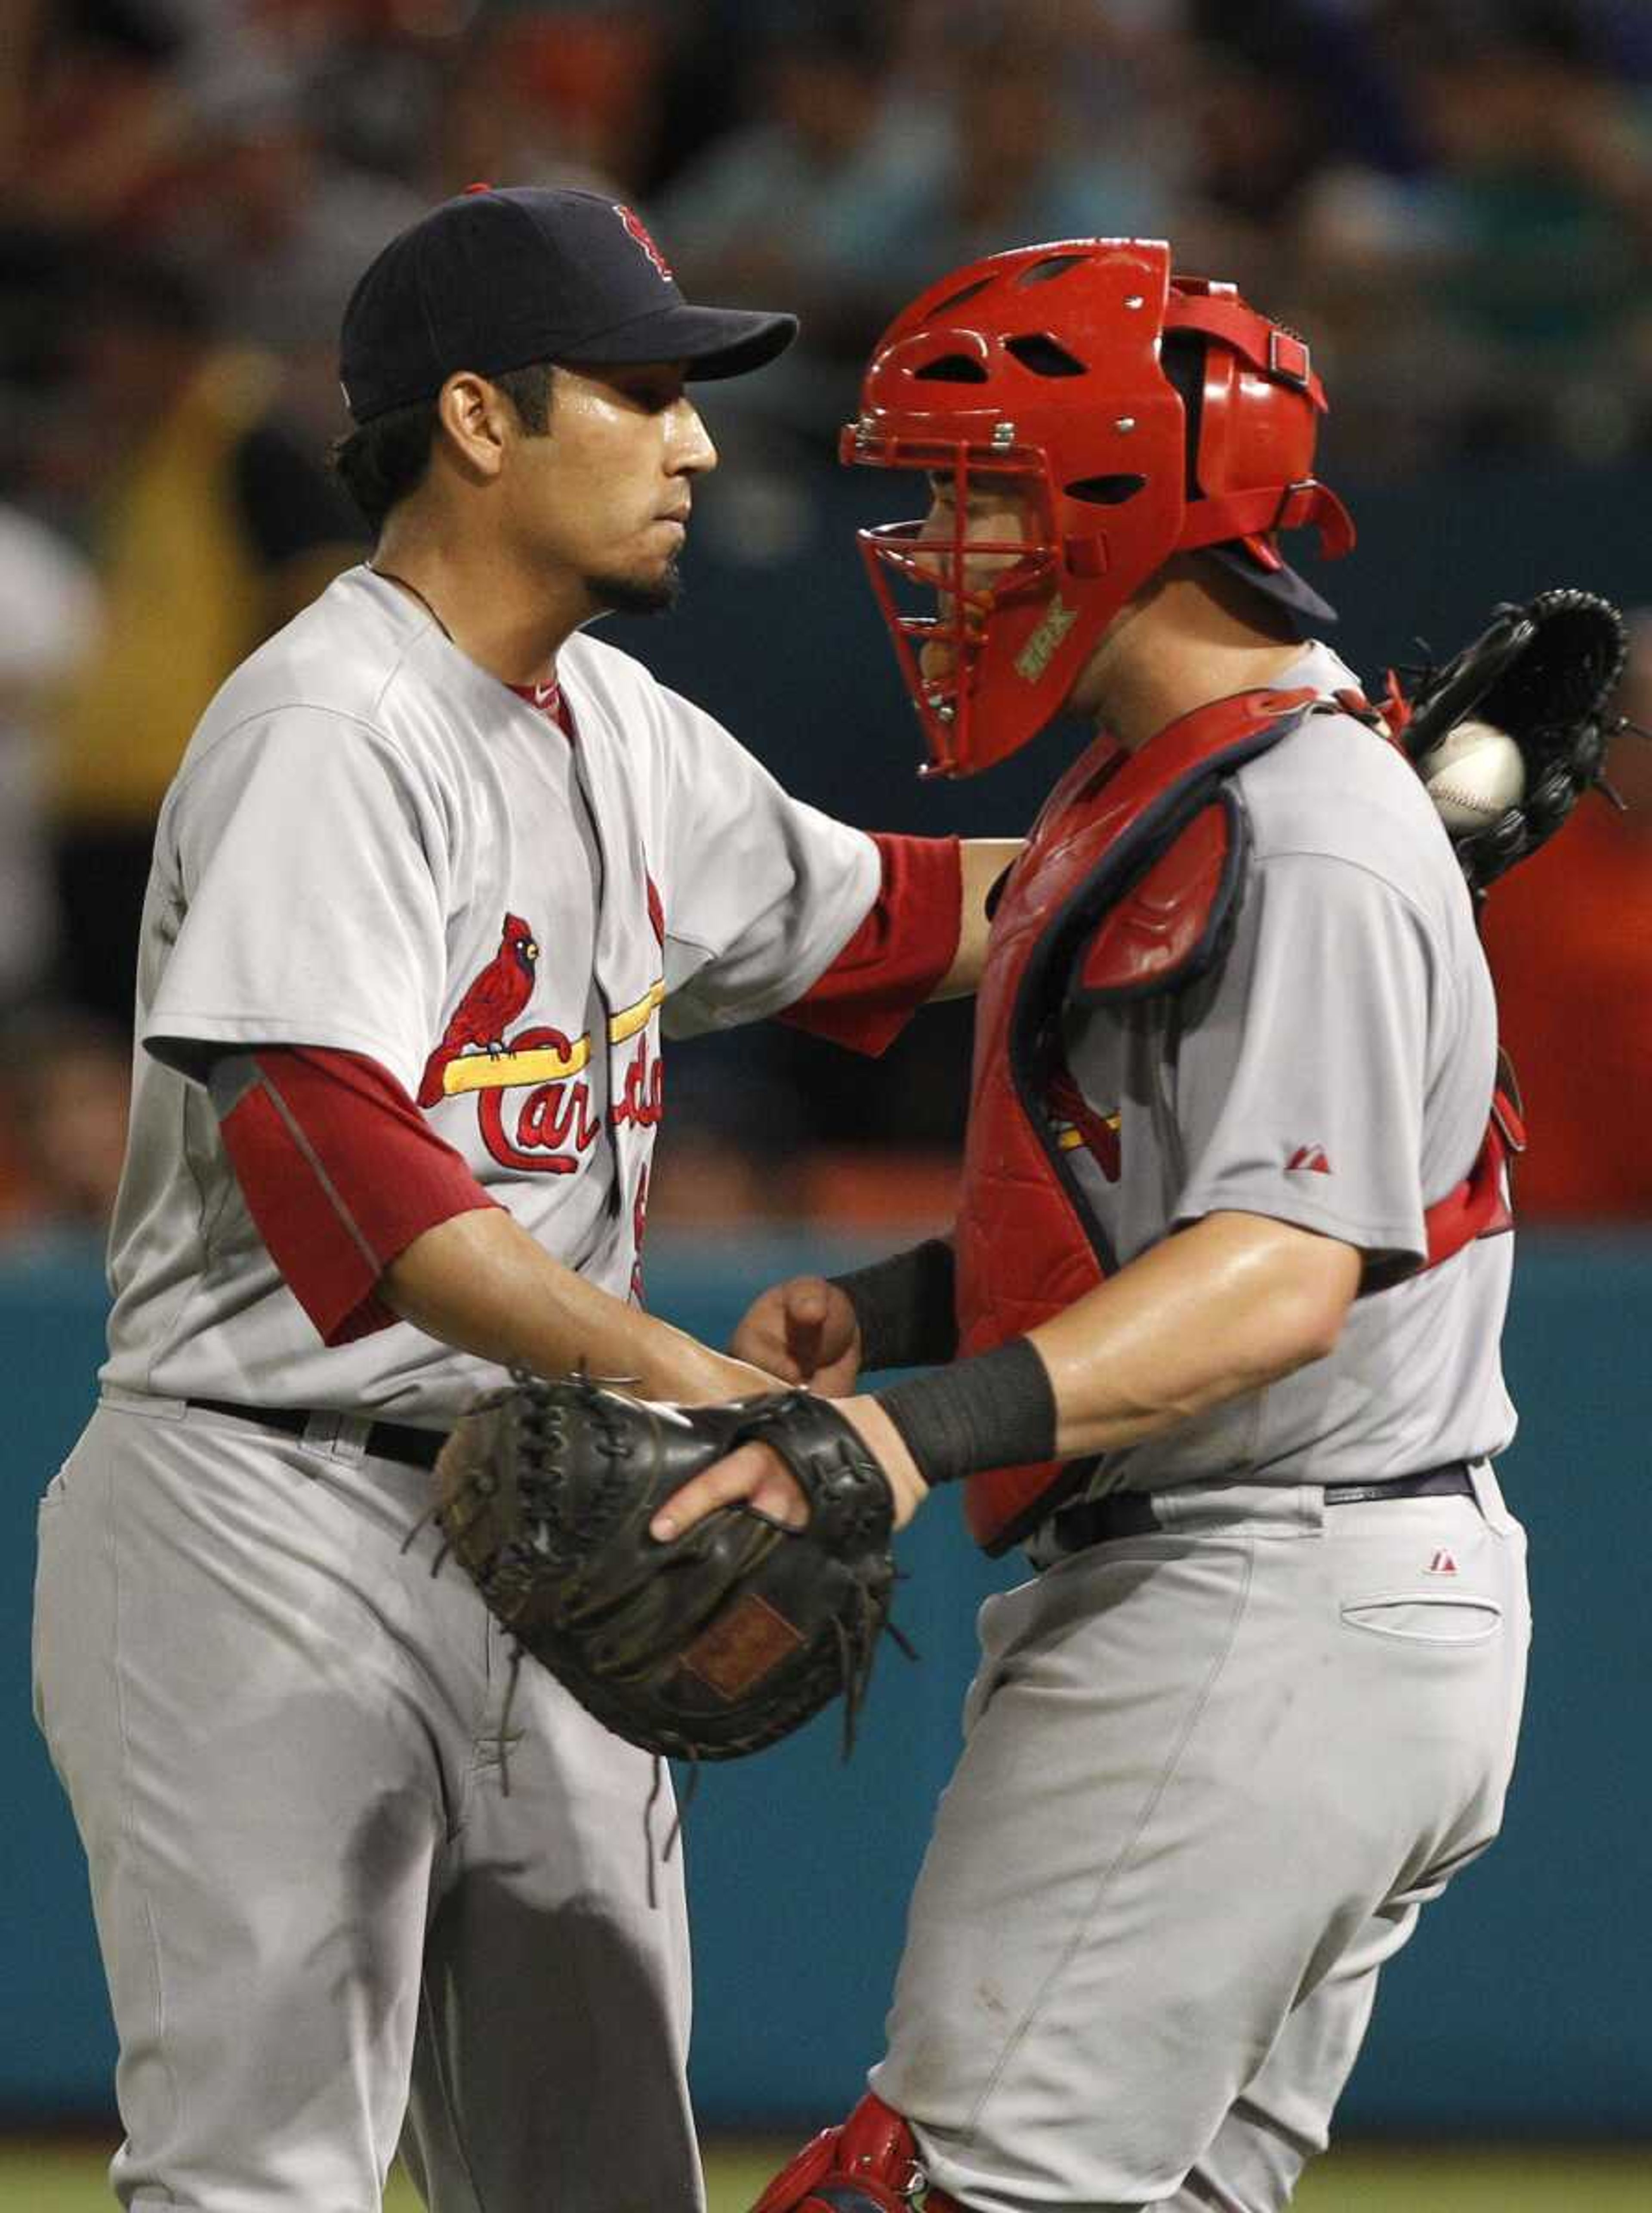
[329,361,557,533]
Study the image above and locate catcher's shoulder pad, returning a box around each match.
[1072,794,1245,1004]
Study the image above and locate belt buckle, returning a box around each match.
[302,1411,370,1465]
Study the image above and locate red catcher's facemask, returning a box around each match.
[841,239,1356,776]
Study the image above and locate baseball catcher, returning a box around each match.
[627,237,1570,2213]
[430,1371,900,1764]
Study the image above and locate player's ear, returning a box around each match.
[434,371,510,484]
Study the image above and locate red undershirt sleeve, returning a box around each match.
[777,832,963,1056]
[213,1045,499,1347]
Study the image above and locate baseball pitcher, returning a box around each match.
[30,186,1014,2212]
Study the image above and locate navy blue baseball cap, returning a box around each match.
[339,184,798,424]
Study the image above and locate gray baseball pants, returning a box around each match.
[33,1395,700,2213]
[872,1467,1529,2213]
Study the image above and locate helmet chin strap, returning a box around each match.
[1179,478,1355,561]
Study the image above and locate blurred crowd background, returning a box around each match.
[2,0,1651,1250]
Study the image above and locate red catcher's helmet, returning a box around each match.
[841,238,1355,776]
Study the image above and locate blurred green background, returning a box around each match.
[1,2142,1647,2211]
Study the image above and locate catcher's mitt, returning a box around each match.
[1390,587,1630,891]
[431,1373,899,1763]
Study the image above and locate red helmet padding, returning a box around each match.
[843,239,1353,775]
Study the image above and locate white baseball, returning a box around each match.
[1419,718,1526,832]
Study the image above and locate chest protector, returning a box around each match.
[955,687,1522,1555]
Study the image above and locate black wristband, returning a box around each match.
[874,1336,1057,1488]
[828,1236,958,1373]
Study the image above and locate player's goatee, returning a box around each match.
[588,561,684,617]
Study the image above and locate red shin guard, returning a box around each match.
[752,2092,962,2211]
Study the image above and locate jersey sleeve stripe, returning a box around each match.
[218,1048,499,1345]
[779,833,962,1057]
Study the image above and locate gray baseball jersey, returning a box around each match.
[103,564,878,1418]
[1057,642,1515,1496]
[870,643,1531,2213]
[37,562,886,2212]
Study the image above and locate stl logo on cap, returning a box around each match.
[613,204,673,283]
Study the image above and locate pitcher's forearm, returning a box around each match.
[382,1207,772,1401]
[933,837,1022,998]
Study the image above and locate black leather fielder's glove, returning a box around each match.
[433,1374,898,1762]
[1393,587,1630,892]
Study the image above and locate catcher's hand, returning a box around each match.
[1391,586,1630,891]
[730,1274,863,1392]
[433,1374,901,1762]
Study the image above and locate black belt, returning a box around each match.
[186,1398,446,1473]
[1051,1462,1475,1552]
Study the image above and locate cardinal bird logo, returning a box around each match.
[419,913,539,1108]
